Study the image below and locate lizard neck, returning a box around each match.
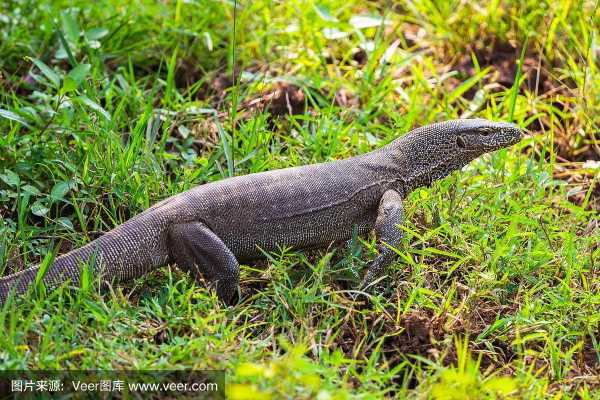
[363,139,461,195]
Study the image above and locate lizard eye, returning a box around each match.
[456,135,466,148]
[478,127,492,135]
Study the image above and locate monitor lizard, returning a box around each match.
[0,119,522,305]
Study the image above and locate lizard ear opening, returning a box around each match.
[456,135,466,148]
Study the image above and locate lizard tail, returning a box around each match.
[0,220,171,305]
[0,246,97,305]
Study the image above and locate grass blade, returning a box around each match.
[35,248,56,297]
[0,109,31,128]
[28,57,61,88]
[508,37,529,122]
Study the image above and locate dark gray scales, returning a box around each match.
[0,119,522,305]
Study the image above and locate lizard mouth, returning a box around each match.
[482,123,523,150]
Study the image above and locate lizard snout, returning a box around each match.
[481,122,522,151]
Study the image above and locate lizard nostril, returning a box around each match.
[456,136,466,148]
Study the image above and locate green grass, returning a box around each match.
[1,0,599,398]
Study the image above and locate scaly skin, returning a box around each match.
[0,119,522,305]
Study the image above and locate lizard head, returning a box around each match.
[392,118,522,190]
[450,118,522,154]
